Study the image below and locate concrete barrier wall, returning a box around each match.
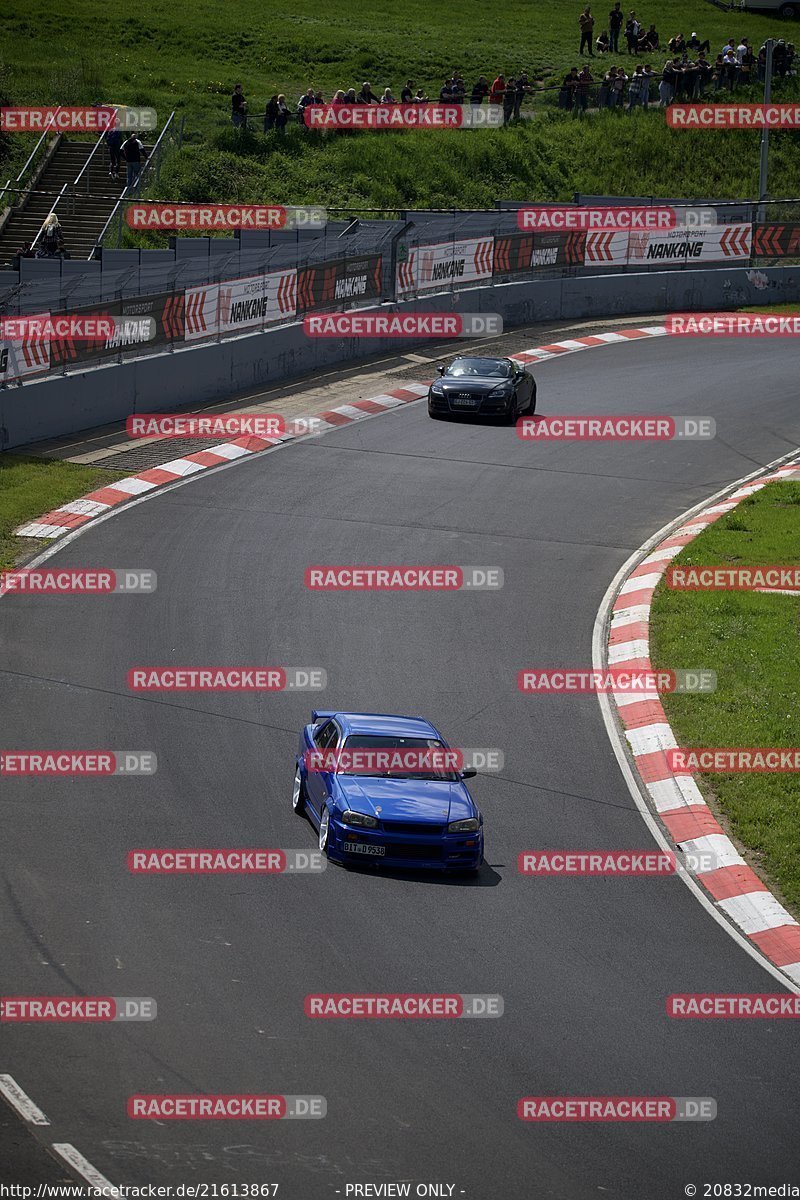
[2,264,798,449]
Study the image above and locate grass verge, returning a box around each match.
[650,482,800,915]
[0,454,125,572]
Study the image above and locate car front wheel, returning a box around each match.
[318,806,331,855]
[292,765,306,814]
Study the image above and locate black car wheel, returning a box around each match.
[505,394,519,425]
[779,3,798,18]
[525,384,537,416]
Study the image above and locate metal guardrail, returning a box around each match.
[93,111,183,258]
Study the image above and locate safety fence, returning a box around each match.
[2,203,800,383]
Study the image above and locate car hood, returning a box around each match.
[435,377,510,393]
[334,775,475,824]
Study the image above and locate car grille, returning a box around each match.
[381,821,445,836]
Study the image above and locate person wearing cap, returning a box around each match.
[688,32,710,55]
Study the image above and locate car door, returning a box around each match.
[305,719,340,825]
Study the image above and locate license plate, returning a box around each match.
[452,396,478,408]
[345,841,385,856]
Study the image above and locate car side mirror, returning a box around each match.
[461,768,478,779]
[436,364,446,376]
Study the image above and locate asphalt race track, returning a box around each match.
[2,333,800,1198]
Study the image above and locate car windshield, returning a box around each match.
[338,735,461,781]
[445,358,512,379]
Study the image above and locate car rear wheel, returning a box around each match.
[318,806,331,855]
[292,765,306,814]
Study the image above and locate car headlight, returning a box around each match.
[488,384,512,398]
[429,384,445,396]
[342,810,379,828]
[448,818,480,833]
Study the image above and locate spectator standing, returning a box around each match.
[722,49,737,90]
[471,76,489,104]
[297,88,316,124]
[515,72,533,117]
[263,93,280,131]
[381,87,396,103]
[559,67,579,110]
[579,7,595,56]
[439,77,455,102]
[104,125,123,179]
[357,82,377,104]
[451,74,466,103]
[739,44,755,87]
[40,213,66,258]
[503,77,517,122]
[609,2,623,53]
[640,62,654,105]
[625,13,640,54]
[275,95,290,133]
[598,65,616,107]
[331,90,347,106]
[774,40,788,78]
[659,59,676,106]
[575,64,593,113]
[627,63,646,107]
[122,131,146,188]
[682,56,699,99]
[231,84,247,129]
[490,73,506,105]
[612,65,627,105]
[400,80,414,102]
[696,53,711,95]
[413,87,429,102]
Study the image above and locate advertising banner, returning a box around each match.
[184,270,297,341]
[49,292,183,368]
[296,256,382,313]
[396,239,494,297]
[494,231,585,274]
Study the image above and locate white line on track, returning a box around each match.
[592,447,800,994]
[0,1074,50,1125]
[52,1144,120,1191]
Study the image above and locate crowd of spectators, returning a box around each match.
[227,14,797,133]
[566,7,796,112]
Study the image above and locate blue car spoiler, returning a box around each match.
[311,710,336,723]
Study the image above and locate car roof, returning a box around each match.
[332,712,442,739]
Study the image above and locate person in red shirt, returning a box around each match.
[489,74,506,104]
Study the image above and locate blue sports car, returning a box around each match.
[293,711,484,872]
